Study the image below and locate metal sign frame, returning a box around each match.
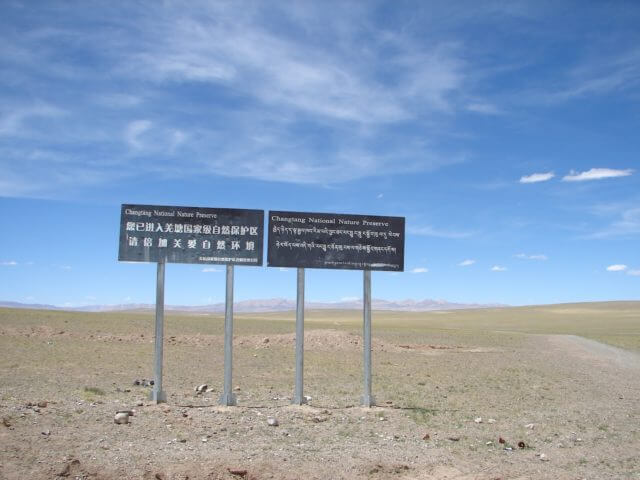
[118,204,264,405]
[267,210,405,407]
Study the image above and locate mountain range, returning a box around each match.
[0,298,504,313]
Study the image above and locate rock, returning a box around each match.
[228,468,248,477]
[114,412,129,424]
[538,453,549,462]
[234,386,241,391]
[136,401,144,407]
[2,417,11,427]
[37,401,48,408]
[447,436,460,442]
[133,379,141,386]
[423,433,430,440]
[267,417,279,426]
[487,418,496,424]
[474,417,482,423]
[498,437,506,444]
[312,416,328,423]
[262,337,269,344]
[41,429,51,436]
[195,384,208,394]
[525,423,535,429]
[116,409,134,416]
[304,395,313,402]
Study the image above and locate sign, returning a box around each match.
[267,210,404,271]
[119,204,263,265]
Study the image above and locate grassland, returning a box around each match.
[0,302,639,479]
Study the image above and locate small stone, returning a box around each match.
[267,417,279,426]
[474,417,482,423]
[499,437,506,444]
[487,418,496,424]
[136,401,144,407]
[116,409,134,416]
[486,441,493,445]
[448,436,460,442]
[312,416,328,423]
[423,433,430,440]
[41,429,51,436]
[304,395,312,402]
[201,437,208,443]
[262,337,269,344]
[195,384,208,394]
[539,453,549,461]
[133,379,141,386]
[37,401,48,408]
[525,423,535,429]
[228,468,248,477]
[234,386,241,391]
[114,412,129,424]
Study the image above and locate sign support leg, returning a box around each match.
[219,264,237,406]
[151,260,167,403]
[292,267,307,405]
[361,269,375,407]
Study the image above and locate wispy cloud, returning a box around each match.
[411,267,429,273]
[588,206,640,238]
[202,267,221,273]
[458,259,476,266]
[491,265,507,272]
[562,168,633,182]
[519,172,554,184]
[515,253,548,260]
[628,269,640,276]
[1,261,18,266]
[606,264,627,272]
[408,225,473,239]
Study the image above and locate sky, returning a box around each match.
[1,0,639,307]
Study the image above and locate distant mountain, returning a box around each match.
[0,298,504,313]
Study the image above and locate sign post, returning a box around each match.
[118,204,264,405]
[361,269,374,407]
[292,267,306,405]
[219,264,236,406]
[151,259,167,403]
[267,210,405,407]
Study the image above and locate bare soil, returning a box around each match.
[1,308,639,479]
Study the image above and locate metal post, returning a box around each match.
[292,267,307,405]
[361,269,375,407]
[219,264,237,406]
[151,260,167,403]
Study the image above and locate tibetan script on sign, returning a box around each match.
[118,204,264,265]
[267,210,405,271]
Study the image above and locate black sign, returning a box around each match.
[267,211,405,271]
[119,204,263,266]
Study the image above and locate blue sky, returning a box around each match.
[1,0,639,307]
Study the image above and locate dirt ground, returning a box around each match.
[1,307,639,479]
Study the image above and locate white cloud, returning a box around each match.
[519,172,554,184]
[458,259,475,266]
[377,193,384,199]
[411,267,429,273]
[515,253,548,260]
[124,119,152,150]
[627,269,640,276]
[562,168,633,182]
[606,264,628,272]
[408,225,473,239]
[340,296,359,302]
[491,265,507,271]
[588,206,640,238]
[1,261,18,266]
[202,267,221,273]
